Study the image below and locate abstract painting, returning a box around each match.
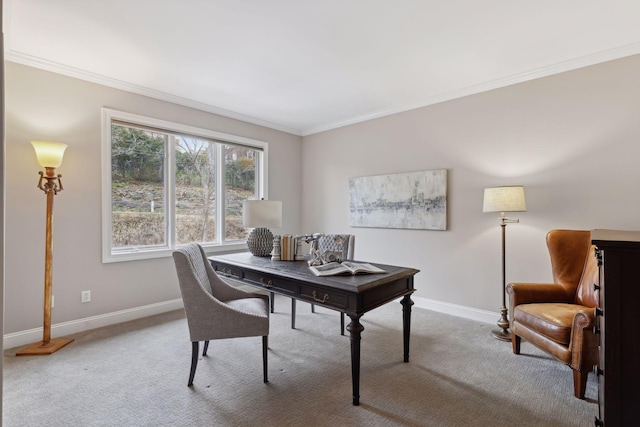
[349,169,447,230]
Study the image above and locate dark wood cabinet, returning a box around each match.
[592,229,640,427]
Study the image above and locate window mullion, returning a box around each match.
[216,144,225,243]
[167,135,176,249]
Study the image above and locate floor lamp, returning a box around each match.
[483,185,526,342]
[17,141,74,356]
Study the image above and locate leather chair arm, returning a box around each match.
[506,282,572,307]
[569,308,598,370]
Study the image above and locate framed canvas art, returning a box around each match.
[349,169,447,230]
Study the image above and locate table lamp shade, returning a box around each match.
[243,200,282,228]
[483,186,526,213]
[31,141,68,168]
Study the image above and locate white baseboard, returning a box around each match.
[3,298,184,350]
[3,296,495,350]
[412,296,497,325]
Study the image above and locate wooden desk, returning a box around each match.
[208,252,419,405]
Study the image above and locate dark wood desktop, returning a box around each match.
[208,252,419,405]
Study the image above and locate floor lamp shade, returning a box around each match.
[243,200,282,257]
[483,185,526,342]
[483,186,526,213]
[31,141,68,168]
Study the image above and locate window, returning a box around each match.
[102,108,269,262]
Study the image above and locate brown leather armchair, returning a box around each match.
[506,229,599,399]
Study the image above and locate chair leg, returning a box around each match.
[311,303,315,313]
[573,368,588,399]
[270,292,275,313]
[188,341,199,386]
[262,336,269,383]
[202,340,209,356]
[340,312,345,335]
[512,334,521,354]
[291,298,296,329]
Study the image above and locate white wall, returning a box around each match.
[4,62,303,340]
[301,54,640,317]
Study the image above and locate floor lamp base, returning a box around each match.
[16,337,74,356]
[490,329,512,342]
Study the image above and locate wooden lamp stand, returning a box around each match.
[17,142,73,356]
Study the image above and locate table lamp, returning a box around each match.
[243,199,282,257]
[483,185,526,341]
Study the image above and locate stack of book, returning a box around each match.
[280,235,295,261]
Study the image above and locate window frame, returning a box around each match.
[101,108,269,263]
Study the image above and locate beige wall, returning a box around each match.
[4,62,302,339]
[5,53,640,343]
[302,54,640,318]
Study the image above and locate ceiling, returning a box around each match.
[5,0,640,136]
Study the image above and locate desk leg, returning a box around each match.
[291,298,296,329]
[347,314,364,406]
[269,292,274,313]
[401,294,414,363]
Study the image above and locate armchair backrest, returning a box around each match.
[313,234,355,259]
[546,229,598,307]
[175,243,214,295]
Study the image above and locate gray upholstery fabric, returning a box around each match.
[172,243,269,342]
[312,234,355,260]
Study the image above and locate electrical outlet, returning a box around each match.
[81,290,91,303]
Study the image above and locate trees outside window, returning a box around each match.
[102,109,268,263]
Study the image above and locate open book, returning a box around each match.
[309,261,386,277]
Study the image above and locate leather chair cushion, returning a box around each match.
[513,303,591,346]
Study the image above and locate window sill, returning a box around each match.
[102,242,250,264]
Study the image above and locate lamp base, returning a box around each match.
[491,305,511,341]
[16,337,74,356]
[491,329,512,341]
[247,227,274,257]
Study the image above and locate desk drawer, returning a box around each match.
[242,270,297,296]
[298,284,348,310]
[213,262,297,296]
[213,264,243,280]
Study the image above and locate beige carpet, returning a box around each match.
[3,295,597,426]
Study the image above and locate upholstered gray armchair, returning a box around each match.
[272,234,355,334]
[172,243,270,386]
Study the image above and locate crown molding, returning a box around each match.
[7,42,640,138]
[301,42,640,136]
[5,50,303,136]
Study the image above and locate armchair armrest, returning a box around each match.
[569,308,598,370]
[185,289,269,341]
[506,282,572,307]
[205,261,267,302]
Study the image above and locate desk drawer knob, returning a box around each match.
[312,291,329,303]
[260,278,273,288]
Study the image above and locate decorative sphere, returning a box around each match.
[247,228,274,257]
